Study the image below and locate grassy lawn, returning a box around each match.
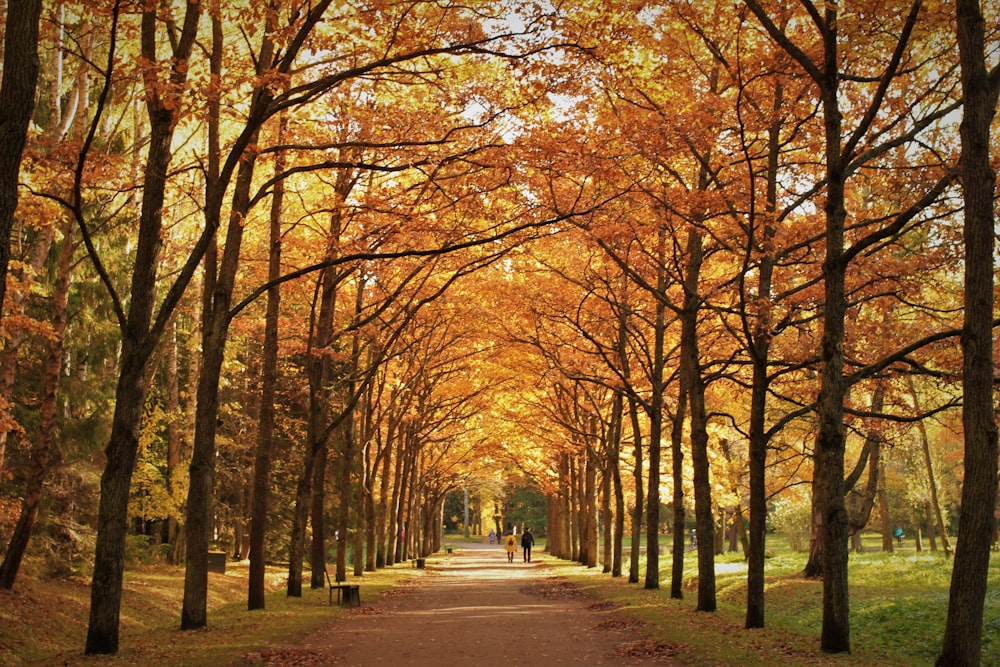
[558,532,999,666]
[0,558,427,666]
[1,535,994,665]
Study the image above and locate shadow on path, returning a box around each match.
[235,543,676,666]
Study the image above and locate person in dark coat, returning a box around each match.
[520,528,535,562]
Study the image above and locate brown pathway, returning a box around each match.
[237,542,676,666]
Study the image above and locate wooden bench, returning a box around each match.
[324,567,361,607]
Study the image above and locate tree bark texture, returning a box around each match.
[0,0,43,315]
[938,1,999,664]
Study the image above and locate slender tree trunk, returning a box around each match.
[354,481,366,576]
[601,462,612,573]
[375,437,393,568]
[182,116,262,628]
[628,395,643,584]
[878,469,893,552]
[668,389,688,600]
[164,317,183,562]
[745,82,782,629]
[939,2,999,663]
[682,228,715,612]
[560,453,571,559]
[309,443,328,588]
[336,418,354,580]
[585,438,599,568]
[908,377,951,557]
[247,115,286,611]
[569,456,580,562]
[387,436,406,564]
[610,390,625,577]
[0,217,73,588]
[846,386,885,548]
[645,226,668,591]
[924,503,937,552]
[396,445,415,561]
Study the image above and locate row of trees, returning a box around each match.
[0,1,996,665]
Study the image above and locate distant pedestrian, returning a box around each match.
[504,534,517,562]
[489,528,496,545]
[521,527,535,562]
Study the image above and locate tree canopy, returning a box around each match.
[0,0,997,663]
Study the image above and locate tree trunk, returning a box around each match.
[645,226,667,591]
[628,394,644,584]
[669,371,688,600]
[375,435,393,568]
[908,377,951,557]
[617,298,644,583]
[585,441,598,568]
[0,0,42,316]
[878,470,894,553]
[247,115,286,611]
[87,3,202,653]
[682,228,715,612]
[846,386,885,549]
[924,503,936,552]
[309,443,328,588]
[164,317,184,563]
[601,460,612,573]
[569,456,580,562]
[0,217,73,588]
[938,2,999,663]
[182,121,261,629]
[609,390,625,577]
[336,413,356,581]
[745,81,781,630]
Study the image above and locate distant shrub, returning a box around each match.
[769,496,812,552]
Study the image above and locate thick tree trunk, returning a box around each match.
[939,2,999,664]
[87,3,202,653]
[0,0,42,316]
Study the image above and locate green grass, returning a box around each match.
[2,535,995,665]
[556,533,1000,666]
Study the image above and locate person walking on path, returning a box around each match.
[521,527,535,562]
[504,533,517,562]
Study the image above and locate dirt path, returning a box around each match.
[236,542,677,666]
